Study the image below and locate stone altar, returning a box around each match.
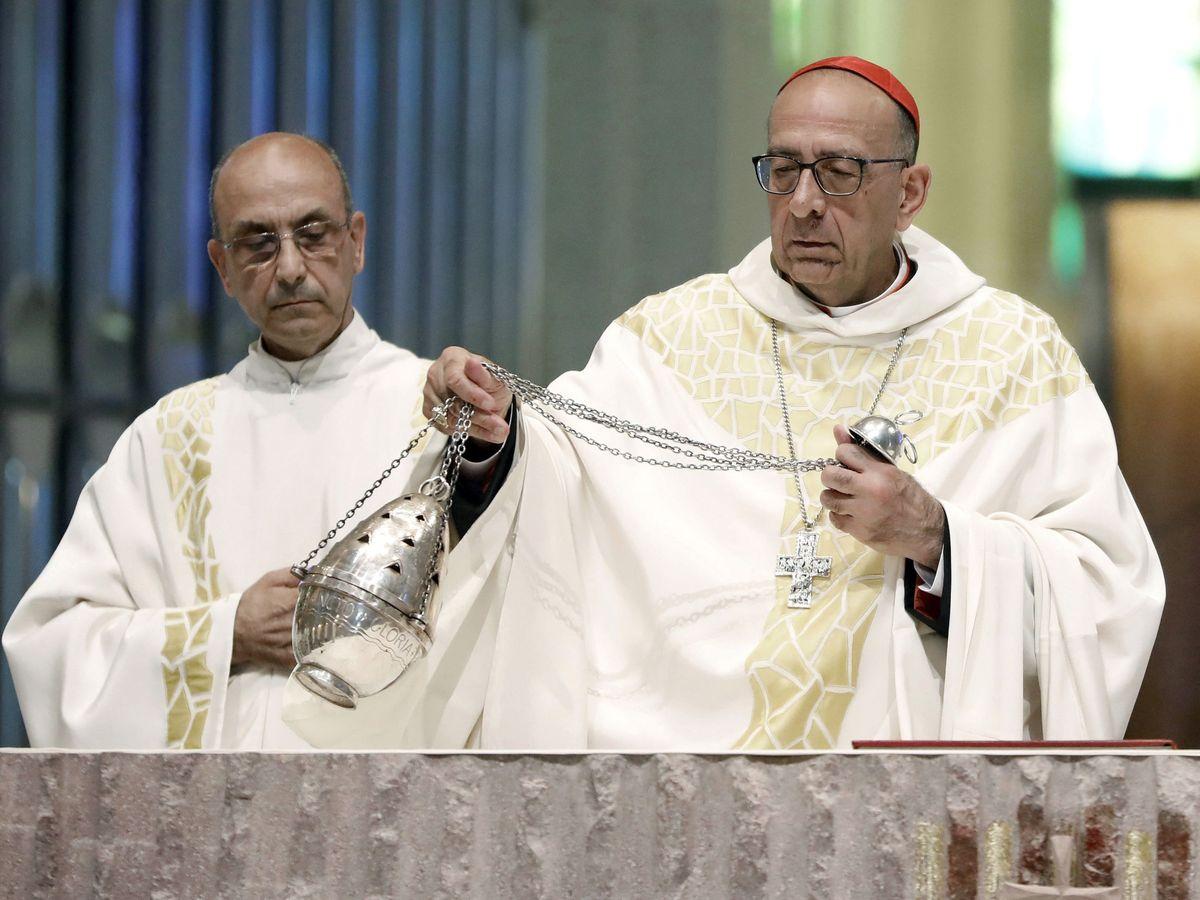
[0,750,1195,898]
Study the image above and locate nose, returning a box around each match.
[273,234,307,287]
[787,167,827,219]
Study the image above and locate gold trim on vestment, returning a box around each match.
[156,378,222,749]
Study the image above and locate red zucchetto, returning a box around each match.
[778,55,919,136]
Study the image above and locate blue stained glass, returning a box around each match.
[0,434,56,749]
[185,0,212,313]
[33,0,61,280]
[305,0,331,140]
[108,0,141,307]
[351,0,380,321]
[250,0,278,135]
[390,0,426,343]
[352,0,379,210]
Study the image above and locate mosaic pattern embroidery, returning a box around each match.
[156,378,222,749]
[619,276,1087,749]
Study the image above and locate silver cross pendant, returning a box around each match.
[776,531,832,609]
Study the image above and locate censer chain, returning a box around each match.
[291,398,472,576]
[481,361,838,474]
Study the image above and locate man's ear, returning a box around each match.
[896,163,932,231]
[349,210,367,274]
[206,239,236,297]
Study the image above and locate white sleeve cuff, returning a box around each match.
[913,550,945,597]
[460,448,503,478]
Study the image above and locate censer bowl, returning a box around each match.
[291,490,448,709]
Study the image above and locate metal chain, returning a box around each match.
[482,362,838,474]
[866,326,908,418]
[434,398,475,504]
[291,328,907,574]
[412,401,475,616]
[771,321,908,531]
[291,399,465,575]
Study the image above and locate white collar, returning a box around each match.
[237,309,380,389]
[728,226,986,339]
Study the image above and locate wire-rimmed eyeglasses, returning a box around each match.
[752,154,908,197]
[221,218,352,267]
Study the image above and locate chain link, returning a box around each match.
[292,399,468,575]
[482,362,838,474]
[411,401,475,615]
[772,321,908,531]
[292,330,908,575]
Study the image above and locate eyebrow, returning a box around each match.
[228,207,336,237]
[766,146,863,159]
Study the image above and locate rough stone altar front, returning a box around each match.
[0,751,1195,898]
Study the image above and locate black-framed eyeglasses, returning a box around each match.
[752,154,909,197]
[221,218,352,267]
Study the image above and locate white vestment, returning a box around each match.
[473,227,1164,750]
[3,313,506,749]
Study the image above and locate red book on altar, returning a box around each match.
[851,739,1177,749]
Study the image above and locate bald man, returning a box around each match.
[420,58,1162,749]
[3,133,498,749]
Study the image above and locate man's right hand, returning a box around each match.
[231,568,300,669]
[424,347,513,445]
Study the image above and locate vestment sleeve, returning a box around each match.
[904,516,952,635]
[1,422,238,749]
[451,404,520,536]
[933,386,1163,740]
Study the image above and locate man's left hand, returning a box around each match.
[819,424,944,568]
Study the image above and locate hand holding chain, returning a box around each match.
[772,321,911,530]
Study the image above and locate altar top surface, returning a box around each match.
[1,746,1194,757]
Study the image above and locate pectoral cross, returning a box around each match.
[776,530,832,609]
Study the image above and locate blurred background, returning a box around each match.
[0,0,1197,748]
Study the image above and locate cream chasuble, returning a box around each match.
[3,312,503,749]
[471,227,1163,750]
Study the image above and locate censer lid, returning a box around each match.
[848,411,921,465]
[309,490,448,622]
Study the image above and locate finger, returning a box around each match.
[466,357,514,417]
[470,413,510,442]
[446,368,500,411]
[270,588,299,609]
[828,510,854,532]
[820,463,857,492]
[835,440,874,473]
[463,356,501,394]
[423,383,444,423]
[833,423,854,445]
[265,568,301,588]
[819,488,854,514]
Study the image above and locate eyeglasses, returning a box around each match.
[752,154,908,197]
[221,218,351,267]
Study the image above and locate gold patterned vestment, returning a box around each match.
[3,315,449,749]
[477,227,1162,749]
